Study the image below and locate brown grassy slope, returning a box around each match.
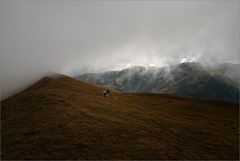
[1,75,239,160]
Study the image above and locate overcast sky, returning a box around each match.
[0,0,239,99]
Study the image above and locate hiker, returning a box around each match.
[103,88,110,97]
[103,89,107,97]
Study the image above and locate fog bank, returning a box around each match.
[0,0,239,100]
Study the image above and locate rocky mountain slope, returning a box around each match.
[77,62,239,102]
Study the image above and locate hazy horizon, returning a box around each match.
[1,0,239,99]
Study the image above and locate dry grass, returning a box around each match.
[1,75,239,160]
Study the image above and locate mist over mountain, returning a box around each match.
[1,1,239,160]
[207,63,240,86]
[76,62,239,102]
[1,1,239,101]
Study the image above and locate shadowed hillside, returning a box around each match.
[1,74,239,160]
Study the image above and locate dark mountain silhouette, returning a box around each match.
[1,74,239,160]
[76,62,239,102]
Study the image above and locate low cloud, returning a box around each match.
[0,0,239,99]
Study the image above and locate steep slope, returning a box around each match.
[76,62,239,102]
[207,63,240,87]
[1,74,239,160]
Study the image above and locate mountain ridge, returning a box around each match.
[1,74,239,160]
[76,62,239,102]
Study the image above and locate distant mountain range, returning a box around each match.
[76,62,239,102]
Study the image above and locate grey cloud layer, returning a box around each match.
[0,0,239,99]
